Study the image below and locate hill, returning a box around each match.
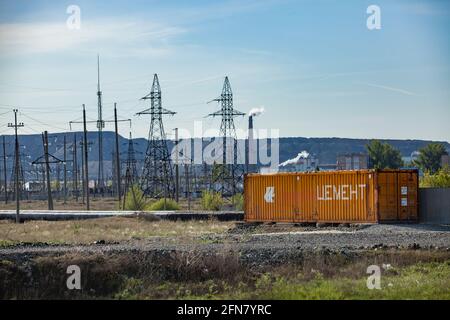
[1,132,449,180]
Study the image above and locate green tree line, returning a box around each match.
[366,140,449,187]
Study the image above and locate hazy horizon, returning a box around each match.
[1,130,449,145]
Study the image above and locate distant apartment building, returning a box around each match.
[336,153,368,170]
[278,151,318,172]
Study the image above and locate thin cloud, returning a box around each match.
[0,19,186,56]
[362,82,418,96]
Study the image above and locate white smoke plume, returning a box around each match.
[248,107,265,117]
[279,151,310,167]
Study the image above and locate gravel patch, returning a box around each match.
[1,223,450,262]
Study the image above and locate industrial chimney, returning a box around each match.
[247,115,256,173]
[247,107,264,174]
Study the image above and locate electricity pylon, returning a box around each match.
[32,131,64,210]
[121,131,140,208]
[137,74,176,199]
[96,55,105,195]
[124,132,138,185]
[207,76,245,197]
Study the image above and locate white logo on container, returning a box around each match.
[264,186,275,203]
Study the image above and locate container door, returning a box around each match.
[245,174,297,222]
[378,172,398,220]
[265,175,297,222]
[244,175,255,221]
[397,172,418,221]
[294,174,314,222]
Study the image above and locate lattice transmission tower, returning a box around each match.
[124,131,138,185]
[121,131,141,208]
[137,74,176,198]
[9,148,25,199]
[96,55,105,195]
[207,76,245,197]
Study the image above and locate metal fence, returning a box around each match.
[419,188,450,225]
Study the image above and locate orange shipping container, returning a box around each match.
[244,169,418,224]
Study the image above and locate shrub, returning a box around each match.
[123,184,150,211]
[201,190,223,211]
[420,166,450,188]
[231,193,244,211]
[149,198,180,211]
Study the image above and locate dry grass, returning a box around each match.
[0,216,233,245]
[0,197,211,211]
[0,197,120,211]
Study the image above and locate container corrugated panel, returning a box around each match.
[311,170,377,223]
[244,174,297,222]
[244,169,418,224]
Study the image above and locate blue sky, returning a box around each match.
[0,0,449,141]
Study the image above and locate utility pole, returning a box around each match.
[8,109,24,223]
[72,134,78,202]
[83,104,90,210]
[185,163,191,211]
[191,159,198,197]
[111,150,117,197]
[174,128,179,202]
[69,104,130,200]
[114,103,121,207]
[78,140,92,203]
[2,136,7,204]
[43,131,53,210]
[56,160,61,194]
[63,135,67,204]
[202,162,209,191]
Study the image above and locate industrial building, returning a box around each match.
[336,153,368,170]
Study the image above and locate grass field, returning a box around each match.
[116,261,450,300]
[0,216,233,246]
[1,249,449,299]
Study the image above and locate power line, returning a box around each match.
[19,112,69,131]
